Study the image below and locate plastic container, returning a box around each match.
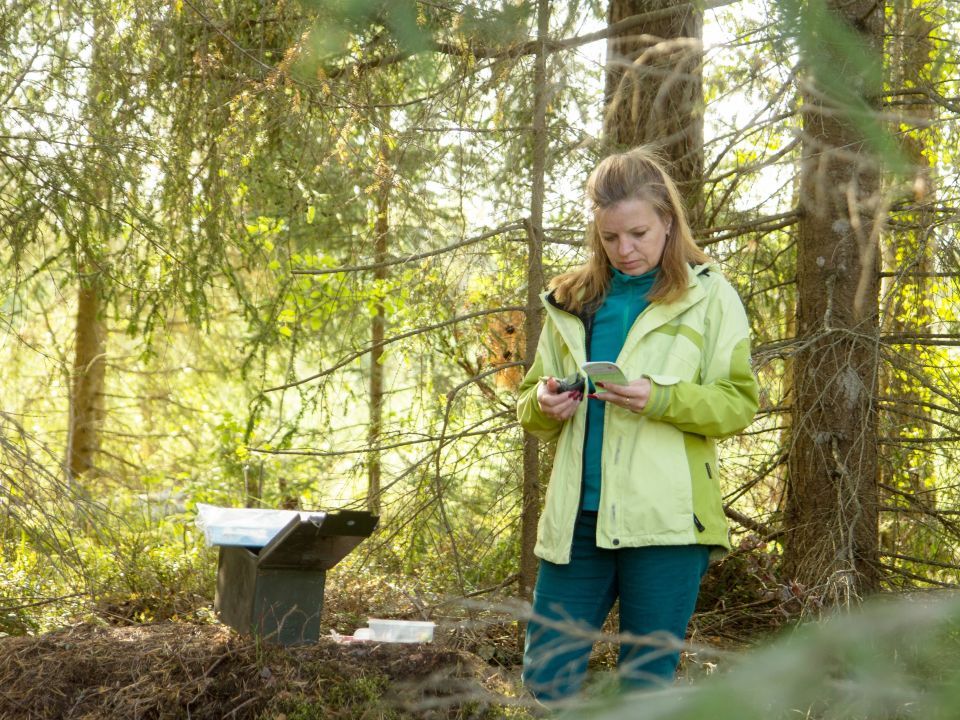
[367,618,435,643]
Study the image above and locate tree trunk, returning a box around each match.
[67,11,110,480]
[521,0,550,602]
[783,0,885,600]
[519,0,551,604]
[367,132,391,517]
[604,0,704,225]
[67,272,107,478]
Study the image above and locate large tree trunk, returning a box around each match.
[783,0,885,599]
[604,0,704,225]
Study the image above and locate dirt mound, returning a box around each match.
[0,622,522,719]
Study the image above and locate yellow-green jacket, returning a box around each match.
[517,263,759,564]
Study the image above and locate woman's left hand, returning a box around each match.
[589,377,652,413]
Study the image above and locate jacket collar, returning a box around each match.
[540,263,713,363]
[617,263,708,359]
[541,289,590,364]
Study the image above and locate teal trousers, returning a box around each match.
[523,512,709,702]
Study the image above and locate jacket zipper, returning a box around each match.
[696,463,712,532]
[546,296,595,514]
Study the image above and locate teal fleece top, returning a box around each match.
[582,267,658,510]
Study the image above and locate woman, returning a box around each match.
[517,147,758,701]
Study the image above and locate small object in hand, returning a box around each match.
[555,374,585,394]
[581,361,629,388]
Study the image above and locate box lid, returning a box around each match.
[196,504,312,548]
[257,510,379,570]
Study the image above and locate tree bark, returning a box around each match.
[520,0,550,605]
[604,0,704,225]
[67,272,106,477]
[783,0,885,599]
[367,132,391,517]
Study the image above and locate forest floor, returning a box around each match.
[0,546,785,719]
[0,597,755,720]
[0,608,757,720]
[0,620,528,720]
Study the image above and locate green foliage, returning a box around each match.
[562,595,960,720]
[0,482,215,634]
[267,672,402,720]
[90,519,215,623]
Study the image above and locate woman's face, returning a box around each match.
[595,197,671,276]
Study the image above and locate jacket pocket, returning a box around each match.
[684,433,724,537]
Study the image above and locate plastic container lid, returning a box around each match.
[366,618,435,643]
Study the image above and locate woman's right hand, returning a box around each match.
[537,377,582,421]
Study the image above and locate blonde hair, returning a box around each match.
[550,147,711,312]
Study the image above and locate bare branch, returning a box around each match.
[290,222,525,276]
[881,552,960,572]
[724,506,781,540]
[263,306,526,393]
[249,416,517,458]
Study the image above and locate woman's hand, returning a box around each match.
[537,377,583,421]
[589,377,652,413]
